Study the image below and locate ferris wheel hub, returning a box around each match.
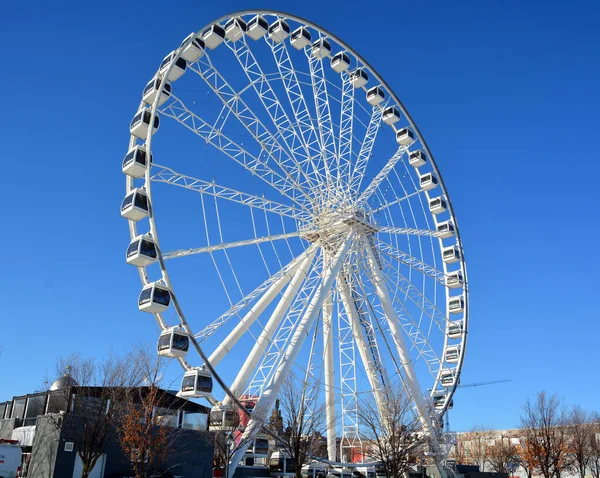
[300,207,377,244]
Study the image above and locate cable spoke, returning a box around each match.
[371,188,427,214]
[378,227,440,237]
[376,239,446,285]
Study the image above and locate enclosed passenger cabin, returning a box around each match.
[130,108,160,139]
[331,51,351,72]
[268,19,290,43]
[445,345,461,364]
[366,86,385,106]
[437,220,455,239]
[247,15,269,40]
[442,245,461,264]
[447,320,463,340]
[179,33,205,63]
[382,106,401,125]
[429,196,447,215]
[121,188,150,221]
[122,145,152,178]
[409,150,427,168]
[209,405,238,430]
[350,68,369,88]
[446,270,463,289]
[202,24,226,50]
[159,52,187,82]
[138,281,171,313]
[246,437,269,457]
[432,393,447,410]
[142,78,171,106]
[419,172,438,191]
[126,234,158,267]
[448,295,465,314]
[157,327,189,358]
[396,127,416,146]
[180,368,213,398]
[290,26,311,49]
[311,38,332,59]
[225,17,247,42]
[440,369,458,388]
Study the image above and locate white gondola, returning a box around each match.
[366,86,385,106]
[179,33,205,63]
[142,78,171,106]
[246,437,270,457]
[121,188,150,221]
[202,24,226,50]
[130,108,159,139]
[126,234,158,267]
[268,19,290,43]
[180,368,213,398]
[157,327,189,358]
[382,106,401,125]
[331,51,350,72]
[408,150,427,168]
[446,270,463,289]
[138,281,171,313]
[396,127,415,146]
[225,17,247,42]
[442,245,461,264]
[447,321,463,340]
[350,68,369,88]
[122,145,153,178]
[448,295,465,314]
[445,345,461,363]
[158,52,187,82]
[247,15,268,40]
[311,38,331,59]
[429,196,447,215]
[440,369,458,388]
[209,405,238,430]
[437,220,455,239]
[290,27,311,49]
[432,392,448,410]
[419,172,438,191]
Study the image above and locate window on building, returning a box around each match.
[11,398,26,420]
[182,411,207,430]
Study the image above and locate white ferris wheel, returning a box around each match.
[121,10,468,476]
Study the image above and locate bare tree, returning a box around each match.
[358,385,420,478]
[461,426,494,471]
[520,391,569,478]
[486,436,518,474]
[112,347,184,478]
[514,439,538,478]
[278,377,327,478]
[565,406,592,478]
[45,353,140,478]
[585,413,600,478]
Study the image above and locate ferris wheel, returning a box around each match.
[121,10,468,475]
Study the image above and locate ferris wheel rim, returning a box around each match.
[124,7,469,449]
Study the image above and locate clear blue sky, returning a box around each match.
[1,0,599,432]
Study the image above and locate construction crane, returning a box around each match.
[444,379,512,430]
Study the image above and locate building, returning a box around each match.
[0,373,215,478]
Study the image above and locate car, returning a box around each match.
[0,443,22,478]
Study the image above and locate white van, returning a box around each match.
[0,443,21,478]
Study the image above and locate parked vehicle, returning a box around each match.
[0,443,22,478]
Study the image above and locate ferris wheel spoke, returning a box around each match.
[371,187,426,214]
[321,290,337,461]
[162,230,311,261]
[376,239,447,285]
[357,146,407,206]
[266,37,328,188]
[224,37,324,193]
[306,45,338,197]
[187,55,318,202]
[159,96,310,210]
[363,243,442,454]
[378,226,440,237]
[228,231,355,470]
[337,71,355,196]
[151,164,310,222]
[349,104,385,195]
